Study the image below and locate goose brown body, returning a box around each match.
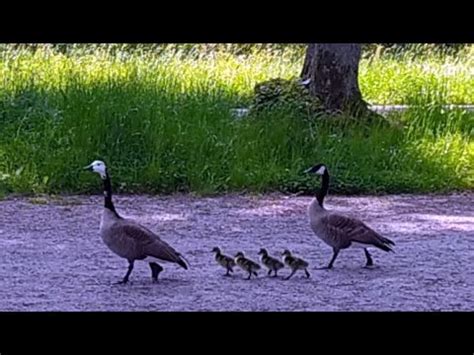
[309,207,395,252]
[100,209,188,267]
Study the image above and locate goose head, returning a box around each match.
[282,249,292,257]
[258,248,268,256]
[84,160,108,179]
[304,163,327,176]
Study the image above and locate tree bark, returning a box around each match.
[301,43,367,116]
[300,43,317,80]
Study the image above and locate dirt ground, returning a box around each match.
[0,193,472,311]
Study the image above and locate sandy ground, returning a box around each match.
[0,193,472,311]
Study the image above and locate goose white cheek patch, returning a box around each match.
[90,161,107,178]
[315,166,326,175]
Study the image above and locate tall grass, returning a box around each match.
[0,44,472,195]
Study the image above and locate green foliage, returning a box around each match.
[250,78,323,116]
[0,44,472,196]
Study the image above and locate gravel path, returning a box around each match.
[0,193,472,311]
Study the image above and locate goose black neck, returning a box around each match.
[316,170,329,207]
[103,172,119,217]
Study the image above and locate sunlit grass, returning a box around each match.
[0,44,472,195]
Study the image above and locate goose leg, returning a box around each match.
[364,249,374,267]
[318,248,340,269]
[246,271,252,280]
[267,269,272,276]
[284,269,297,280]
[149,262,163,283]
[304,269,311,278]
[225,268,231,277]
[327,248,340,268]
[273,270,278,278]
[117,260,134,284]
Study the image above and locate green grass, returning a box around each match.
[360,50,474,104]
[0,44,472,195]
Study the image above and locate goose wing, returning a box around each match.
[112,221,188,268]
[238,257,260,270]
[223,255,236,267]
[248,259,261,270]
[286,256,308,268]
[322,214,395,252]
[295,257,309,268]
[269,256,284,268]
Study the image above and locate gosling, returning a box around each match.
[234,252,261,280]
[211,247,236,276]
[258,248,284,277]
[282,250,310,280]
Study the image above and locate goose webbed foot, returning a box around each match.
[364,248,374,267]
[317,265,333,270]
[149,262,163,283]
[116,261,134,285]
[318,248,339,270]
[284,269,297,280]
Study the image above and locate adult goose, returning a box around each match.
[84,160,188,284]
[305,163,395,269]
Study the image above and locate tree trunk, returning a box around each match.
[300,43,317,80]
[302,43,368,116]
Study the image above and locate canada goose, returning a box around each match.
[212,247,236,276]
[258,248,284,277]
[305,163,395,269]
[281,250,310,280]
[234,252,261,280]
[84,160,188,284]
